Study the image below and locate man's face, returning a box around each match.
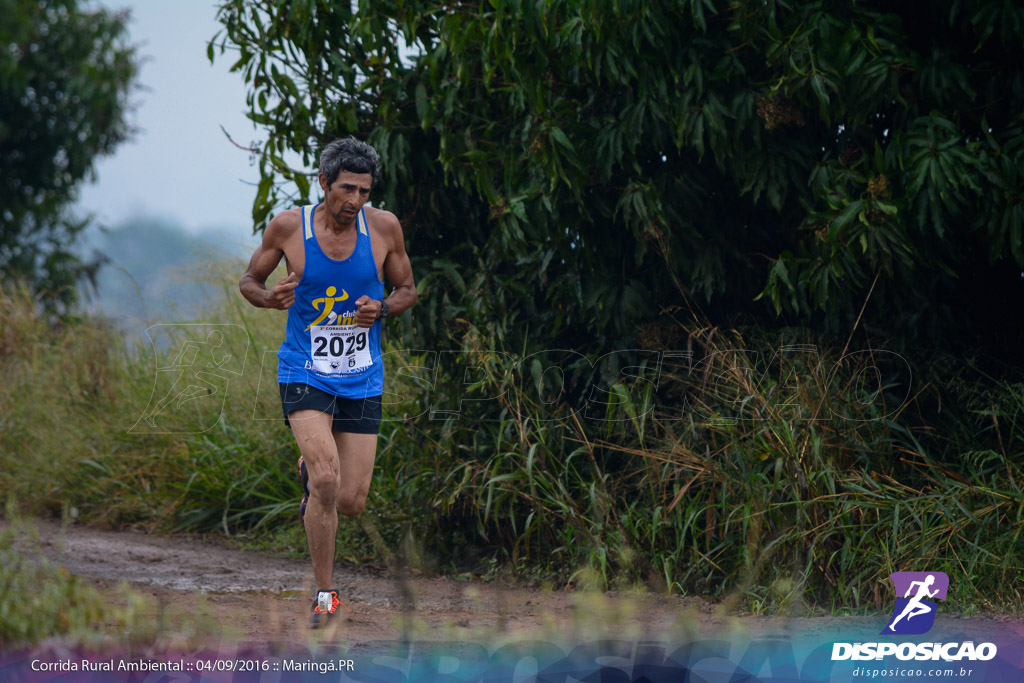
[320,171,372,226]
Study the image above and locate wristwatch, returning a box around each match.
[379,299,390,319]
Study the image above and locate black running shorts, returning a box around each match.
[278,382,382,435]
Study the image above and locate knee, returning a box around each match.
[337,493,367,517]
[307,467,339,506]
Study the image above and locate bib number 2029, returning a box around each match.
[310,325,371,373]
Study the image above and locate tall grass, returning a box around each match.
[372,322,1024,613]
[1,275,1021,614]
[0,273,302,531]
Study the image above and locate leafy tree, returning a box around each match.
[213,0,1024,362]
[0,0,137,312]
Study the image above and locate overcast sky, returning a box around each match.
[77,0,262,240]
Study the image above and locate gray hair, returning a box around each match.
[319,137,381,188]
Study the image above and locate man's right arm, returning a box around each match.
[239,213,299,309]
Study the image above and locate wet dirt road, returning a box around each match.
[30,520,703,649]
[24,520,1023,654]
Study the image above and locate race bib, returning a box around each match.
[309,324,372,374]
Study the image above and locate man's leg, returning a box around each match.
[332,431,378,517]
[289,409,339,590]
[906,604,931,621]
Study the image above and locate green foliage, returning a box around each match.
[213,0,1024,355]
[0,514,230,649]
[0,275,298,532]
[0,282,177,526]
[0,517,118,646]
[0,0,138,313]
[381,323,1024,611]
[205,0,1024,611]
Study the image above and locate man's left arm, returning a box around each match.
[355,212,417,327]
[380,213,417,316]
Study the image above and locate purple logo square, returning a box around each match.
[882,571,949,635]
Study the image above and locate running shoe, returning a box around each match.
[298,455,309,527]
[309,588,350,628]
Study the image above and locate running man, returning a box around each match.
[141,330,232,427]
[887,574,939,632]
[239,137,417,627]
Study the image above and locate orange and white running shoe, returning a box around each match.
[309,588,350,628]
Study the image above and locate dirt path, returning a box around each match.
[25,520,1024,655]
[30,520,707,649]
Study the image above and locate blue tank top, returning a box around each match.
[277,204,384,398]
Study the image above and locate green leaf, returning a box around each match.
[550,126,575,152]
[832,200,865,233]
[810,74,830,122]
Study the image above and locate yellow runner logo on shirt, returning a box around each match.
[304,286,349,330]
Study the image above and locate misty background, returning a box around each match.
[75,0,264,325]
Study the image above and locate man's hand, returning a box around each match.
[264,272,299,309]
[354,295,382,328]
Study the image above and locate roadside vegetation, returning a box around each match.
[0,512,224,650]
[2,275,1021,621]
[0,515,117,646]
